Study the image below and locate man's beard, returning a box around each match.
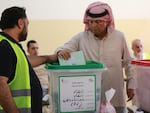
[18,22,27,42]
[19,31,27,42]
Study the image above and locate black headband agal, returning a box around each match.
[86,9,108,18]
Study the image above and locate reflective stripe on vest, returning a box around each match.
[0,35,31,112]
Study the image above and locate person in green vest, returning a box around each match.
[0,6,57,113]
[132,39,150,60]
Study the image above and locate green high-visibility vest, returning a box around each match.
[0,35,31,113]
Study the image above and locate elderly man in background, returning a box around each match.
[132,38,150,60]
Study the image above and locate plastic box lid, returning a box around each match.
[131,60,150,66]
[45,60,105,70]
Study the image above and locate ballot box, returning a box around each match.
[45,61,106,113]
[131,60,150,112]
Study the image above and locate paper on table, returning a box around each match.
[58,51,86,66]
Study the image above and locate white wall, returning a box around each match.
[1,0,150,55]
[1,0,150,20]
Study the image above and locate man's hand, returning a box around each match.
[57,50,71,60]
[127,88,135,102]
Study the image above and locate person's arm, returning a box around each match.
[122,36,136,101]
[0,76,19,113]
[27,54,58,67]
[55,33,80,59]
[0,41,19,113]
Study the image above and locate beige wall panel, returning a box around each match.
[22,19,150,55]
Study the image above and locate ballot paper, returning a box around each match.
[58,51,86,66]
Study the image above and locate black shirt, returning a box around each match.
[0,32,42,113]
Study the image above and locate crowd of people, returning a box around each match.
[0,1,149,113]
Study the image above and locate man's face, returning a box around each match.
[27,42,39,56]
[88,20,108,37]
[132,41,143,53]
[19,18,29,42]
